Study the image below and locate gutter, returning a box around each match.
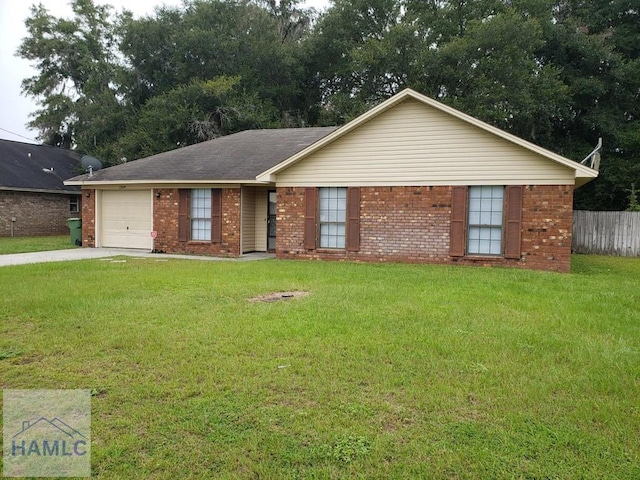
[63,179,275,187]
[0,186,80,195]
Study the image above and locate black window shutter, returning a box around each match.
[212,189,222,243]
[346,187,360,251]
[178,189,189,242]
[504,185,523,259]
[450,186,468,257]
[304,188,317,249]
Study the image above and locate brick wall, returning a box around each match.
[152,188,241,256]
[276,185,574,273]
[521,184,573,271]
[79,187,241,254]
[78,184,573,271]
[452,184,573,272]
[0,190,80,237]
[81,189,95,247]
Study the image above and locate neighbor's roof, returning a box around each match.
[0,139,81,194]
[65,127,338,185]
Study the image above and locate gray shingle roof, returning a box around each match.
[67,127,338,183]
[0,139,81,193]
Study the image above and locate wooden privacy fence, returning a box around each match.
[572,210,640,256]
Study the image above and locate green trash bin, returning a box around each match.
[67,218,82,246]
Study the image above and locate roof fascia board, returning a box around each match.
[64,179,274,187]
[257,88,598,182]
[0,186,80,195]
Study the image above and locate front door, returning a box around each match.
[267,190,277,252]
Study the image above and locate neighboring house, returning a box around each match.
[65,89,598,272]
[1,139,82,237]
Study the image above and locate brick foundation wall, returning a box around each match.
[0,190,80,237]
[276,185,574,273]
[152,188,241,256]
[81,189,95,247]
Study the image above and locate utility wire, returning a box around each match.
[0,127,39,143]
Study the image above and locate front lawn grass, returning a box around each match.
[1,255,639,478]
[0,235,77,255]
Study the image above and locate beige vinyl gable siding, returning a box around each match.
[275,99,575,187]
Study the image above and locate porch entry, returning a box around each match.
[241,186,275,254]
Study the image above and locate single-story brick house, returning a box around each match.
[1,139,82,237]
[65,89,598,272]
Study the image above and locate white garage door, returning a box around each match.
[101,190,153,249]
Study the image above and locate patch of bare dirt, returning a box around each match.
[249,291,311,303]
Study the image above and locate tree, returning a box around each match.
[119,0,317,126]
[309,0,639,209]
[18,0,318,163]
[17,0,639,208]
[539,0,640,209]
[626,184,640,212]
[429,8,568,144]
[116,76,279,160]
[18,0,126,150]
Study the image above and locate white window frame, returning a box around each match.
[319,187,347,249]
[190,189,211,241]
[467,186,504,256]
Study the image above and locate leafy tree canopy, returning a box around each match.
[18,0,639,209]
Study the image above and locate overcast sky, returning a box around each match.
[0,0,329,144]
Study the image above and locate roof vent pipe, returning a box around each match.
[581,138,602,170]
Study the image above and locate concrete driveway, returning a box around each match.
[0,248,274,267]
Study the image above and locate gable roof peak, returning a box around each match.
[258,88,598,184]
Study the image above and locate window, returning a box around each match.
[304,187,360,251]
[467,186,504,255]
[69,196,79,213]
[190,189,211,241]
[319,187,346,248]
